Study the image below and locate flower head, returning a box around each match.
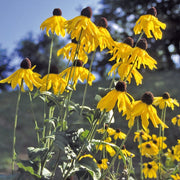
[0,58,42,92]
[65,7,100,53]
[108,37,134,62]
[118,145,135,159]
[108,61,143,86]
[171,174,180,180]
[172,115,180,127]
[128,38,157,70]
[59,60,95,90]
[128,91,168,130]
[96,137,116,157]
[97,125,116,136]
[113,128,126,140]
[39,65,67,95]
[165,146,179,162]
[134,130,151,142]
[174,143,180,161]
[138,141,159,157]
[133,7,166,40]
[40,8,66,37]
[96,17,115,51]
[143,161,158,179]
[97,81,133,117]
[153,92,179,110]
[97,159,108,170]
[57,38,88,63]
[151,134,167,150]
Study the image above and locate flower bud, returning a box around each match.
[97,17,108,28]
[137,38,148,50]
[123,37,134,47]
[73,60,83,67]
[141,91,154,105]
[115,81,127,92]
[53,8,62,16]
[20,58,32,69]
[147,7,157,17]
[81,7,92,18]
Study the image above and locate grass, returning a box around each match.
[0,70,180,175]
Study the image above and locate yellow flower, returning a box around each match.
[128,38,157,70]
[97,81,133,118]
[96,137,116,157]
[165,146,178,162]
[97,125,116,136]
[128,91,168,130]
[57,38,88,64]
[40,8,66,37]
[134,130,151,142]
[40,66,67,95]
[59,60,95,90]
[171,174,180,180]
[79,154,96,163]
[174,143,180,161]
[113,128,126,140]
[138,141,159,157]
[153,92,179,110]
[151,134,167,150]
[96,17,115,51]
[172,115,180,127]
[97,159,108,170]
[65,7,99,53]
[108,37,134,62]
[108,61,143,86]
[143,161,158,179]
[118,145,135,159]
[133,7,166,40]
[0,58,42,92]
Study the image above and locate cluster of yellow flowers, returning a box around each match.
[1,5,180,179]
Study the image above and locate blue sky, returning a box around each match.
[0,0,100,54]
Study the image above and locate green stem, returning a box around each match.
[50,150,61,180]
[46,34,54,90]
[60,29,83,131]
[28,91,40,145]
[158,106,167,179]
[137,118,144,180]
[109,70,117,89]
[12,83,22,174]
[80,49,97,115]
[43,34,54,145]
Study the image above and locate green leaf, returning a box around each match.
[17,161,41,178]
[79,129,89,141]
[27,147,48,162]
[94,94,102,102]
[54,132,69,151]
[98,87,112,97]
[78,157,101,180]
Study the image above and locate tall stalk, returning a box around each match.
[46,34,54,90]
[137,118,144,180]
[12,82,22,174]
[43,33,54,144]
[80,49,97,115]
